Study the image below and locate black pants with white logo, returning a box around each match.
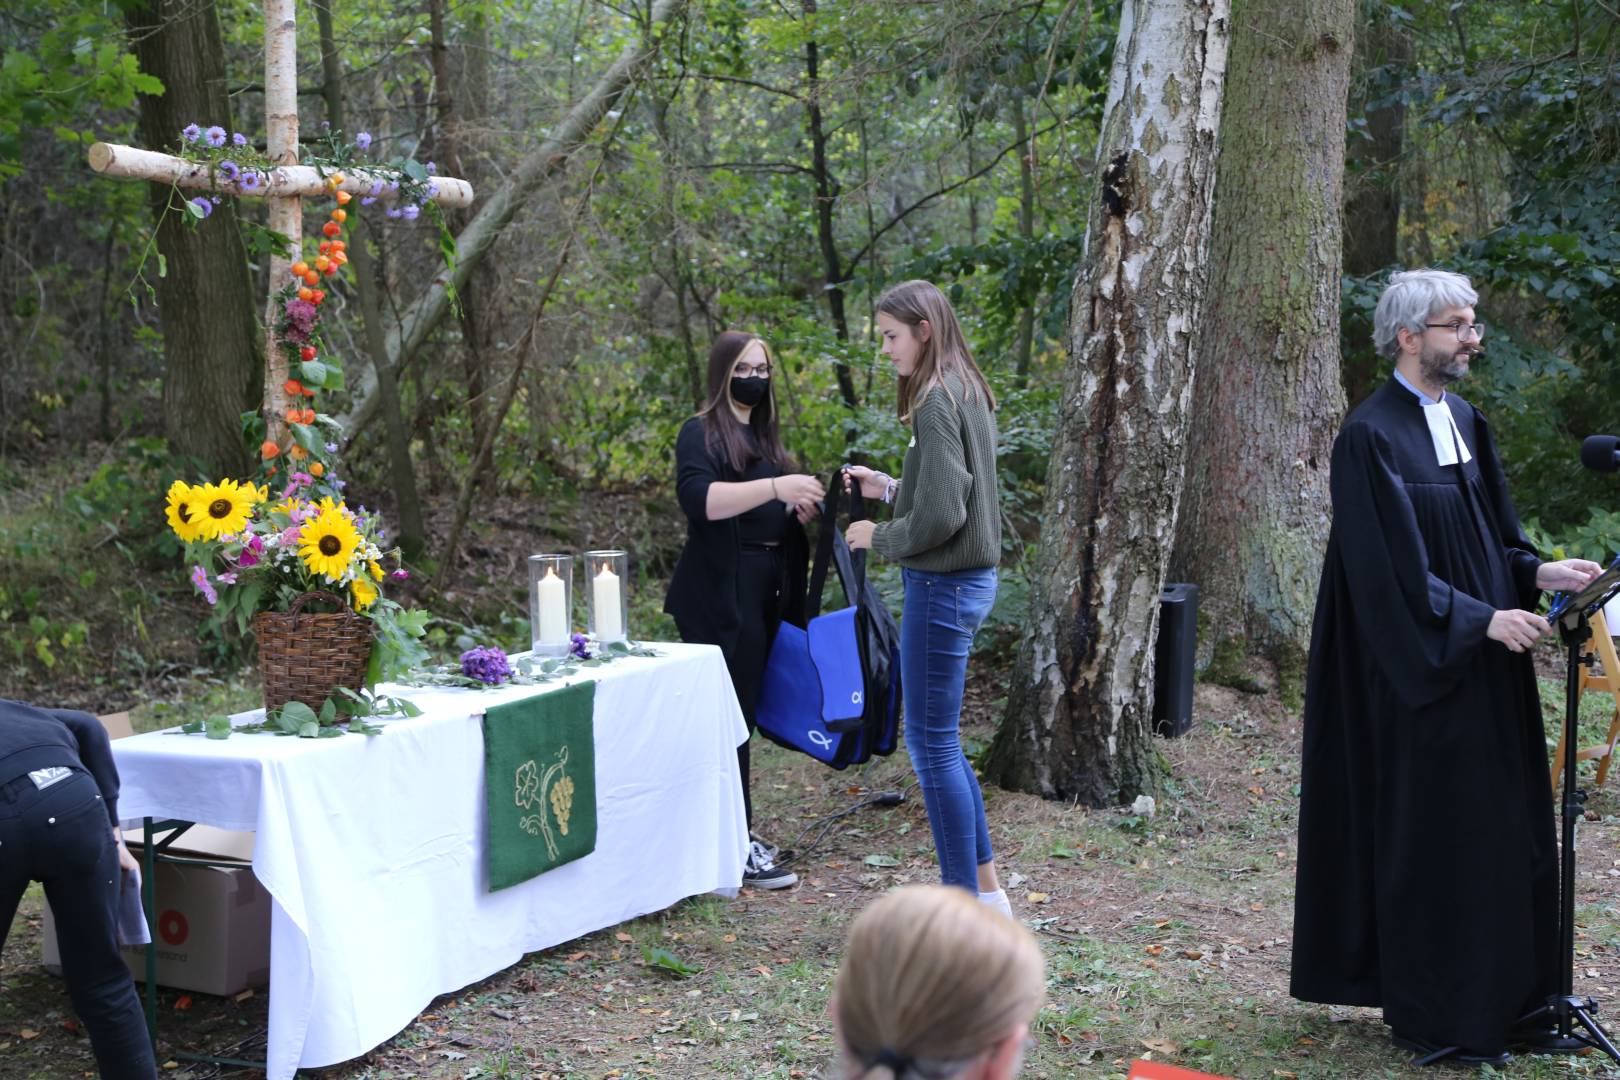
[0,767,156,1079]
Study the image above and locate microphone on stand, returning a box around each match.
[1581,435,1620,473]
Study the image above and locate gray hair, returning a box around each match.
[1372,268,1479,360]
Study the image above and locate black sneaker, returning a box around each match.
[743,840,797,889]
[749,834,795,866]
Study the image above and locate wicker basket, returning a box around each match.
[253,590,375,714]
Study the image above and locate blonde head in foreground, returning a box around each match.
[833,885,1046,1079]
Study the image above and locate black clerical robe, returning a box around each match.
[1290,378,1558,1053]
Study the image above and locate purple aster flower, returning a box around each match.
[281,298,318,342]
[190,196,214,218]
[324,441,339,454]
[239,170,262,192]
[385,207,402,219]
[424,161,436,175]
[387,179,400,193]
[459,646,512,686]
[401,204,420,221]
[181,123,202,143]
[333,478,347,491]
[427,182,439,198]
[354,131,372,150]
[205,125,226,147]
[190,565,218,605]
[232,132,247,146]
[218,160,240,182]
[569,632,593,661]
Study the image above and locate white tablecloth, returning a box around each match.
[111,643,749,1079]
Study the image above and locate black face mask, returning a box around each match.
[729,376,769,408]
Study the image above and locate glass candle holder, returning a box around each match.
[528,554,573,657]
[584,549,629,644]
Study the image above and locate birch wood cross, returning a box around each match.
[86,0,474,444]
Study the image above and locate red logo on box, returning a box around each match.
[158,910,189,946]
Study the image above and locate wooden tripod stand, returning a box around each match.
[1551,609,1620,792]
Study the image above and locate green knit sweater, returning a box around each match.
[871,374,1001,571]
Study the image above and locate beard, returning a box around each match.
[1419,341,1474,387]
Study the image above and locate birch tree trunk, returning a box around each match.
[127,0,261,477]
[985,0,1231,806]
[1169,0,1354,700]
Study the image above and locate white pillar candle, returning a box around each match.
[536,567,568,644]
[593,564,624,641]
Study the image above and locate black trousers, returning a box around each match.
[0,768,157,1080]
[678,547,784,832]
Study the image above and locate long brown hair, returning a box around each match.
[696,331,791,474]
[834,886,1045,1080]
[876,280,998,423]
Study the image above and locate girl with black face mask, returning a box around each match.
[664,333,824,890]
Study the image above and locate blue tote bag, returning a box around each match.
[755,475,901,769]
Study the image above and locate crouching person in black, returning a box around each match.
[1,699,156,1079]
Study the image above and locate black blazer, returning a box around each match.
[663,417,809,656]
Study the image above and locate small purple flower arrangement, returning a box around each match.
[569,632,593,661]
[460,646,513,686]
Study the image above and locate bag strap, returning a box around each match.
[807,469,871,619]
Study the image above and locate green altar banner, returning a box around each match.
[483,681,598,891]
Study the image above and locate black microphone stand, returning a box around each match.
[1513,595,1620,1063]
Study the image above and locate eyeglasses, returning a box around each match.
[1425,321,1487,341]
[733,362,771,378]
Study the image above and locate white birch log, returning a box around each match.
[87,143,475,207]
[261,0,302,444]
[334,0,685,440]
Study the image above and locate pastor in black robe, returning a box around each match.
[1290,377,1558,1054]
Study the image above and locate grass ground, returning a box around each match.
[3,660,1619,1079]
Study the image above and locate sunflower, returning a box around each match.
[192,479,256,540]
[298,505,362,581]
[165,481,207,543]
[350,575,378,611]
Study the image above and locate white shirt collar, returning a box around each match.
[1393,370,1472,467]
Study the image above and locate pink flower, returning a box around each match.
[216,571,238,585]
[190,565,218,605]
[280,527,303,547]
[390,569,410,581]
[236,535,265,569]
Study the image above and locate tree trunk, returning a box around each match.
[985,0,1231,806]
[335,0,685,443]
[1011,89,1037,385]
[1341,0,1408,407]
[316,0,426,557]
[1170,0,1354,700]
[128,0,261,477]
[802,0,859,411]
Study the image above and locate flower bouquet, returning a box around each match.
[166,474,430,720]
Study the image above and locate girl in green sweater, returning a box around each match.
[845,280,1009,917]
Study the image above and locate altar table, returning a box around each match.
[111,642,749,1079]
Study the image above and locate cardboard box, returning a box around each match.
[38,715,271,996]
[42,832,272,997]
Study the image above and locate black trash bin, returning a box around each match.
[1153,583,1199,738]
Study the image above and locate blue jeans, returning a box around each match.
[900,566,997,891]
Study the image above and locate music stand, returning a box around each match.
[1516,556,1620,1062]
